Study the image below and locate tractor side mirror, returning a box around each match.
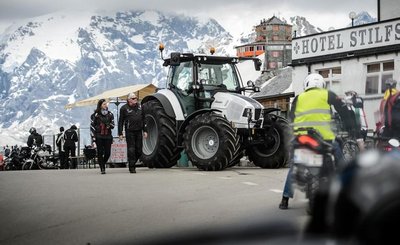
[247,80,255,87]
[170,52,181,66]
[253,59,262,71]
[246,80,260,92]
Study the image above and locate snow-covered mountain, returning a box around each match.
[0,10,233,146]
[289,16,323,36]
[348,11,377,27]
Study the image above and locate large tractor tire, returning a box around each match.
[184,112,238,171]
[227,135,244,168]
[142,100,180,168]
[248,115,291,168]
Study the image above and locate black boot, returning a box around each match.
[99,156,106,174]
[129,161,136,173]
[279,197,289,210]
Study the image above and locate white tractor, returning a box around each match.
[141,46,291,170]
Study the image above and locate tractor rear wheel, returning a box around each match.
[184,112,237,171]
[142,100,180,168]
[248,115,291,168]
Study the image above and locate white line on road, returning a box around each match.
[193,172,207,175]
[269,189,283,193]
[219,177,232,180]
[242,181,258,186]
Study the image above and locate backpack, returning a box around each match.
[385,92,400,136]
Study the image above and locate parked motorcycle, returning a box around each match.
[4,147,31,170]
[291,128,336,212]
[22,145,60,170]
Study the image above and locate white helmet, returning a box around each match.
[303,73,326,91]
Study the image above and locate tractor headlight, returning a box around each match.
[242,108,252,120]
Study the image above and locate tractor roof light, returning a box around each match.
[159,43,165,60]
[159,43,165,52]
[210,47,216,55]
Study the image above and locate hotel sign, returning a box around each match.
[292,19,400,60]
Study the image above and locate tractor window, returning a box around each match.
[169,61,193,92]
[198,63,239,90]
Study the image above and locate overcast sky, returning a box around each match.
[0,0,377,36]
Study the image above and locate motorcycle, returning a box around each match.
[291,128,336,212]
[4,147,31,170]
[22,145,60,170]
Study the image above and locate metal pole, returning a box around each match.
[77,128,80,156]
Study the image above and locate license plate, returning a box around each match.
[294,148,323,167]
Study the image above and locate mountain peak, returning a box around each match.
[290,16,323,36]
[348,11,377,27]
[0,10,234,145]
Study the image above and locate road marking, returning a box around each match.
[219,177,232,180]
[242,181,258,186]
[269,189,283,193]
[193,172,207,175]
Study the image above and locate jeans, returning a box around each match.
[282,140,343,199]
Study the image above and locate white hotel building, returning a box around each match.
[291,0,400,128]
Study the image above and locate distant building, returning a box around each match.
[290,0,400,128]
[251,67,294,118]
[235,16,292,71]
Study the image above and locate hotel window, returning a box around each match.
[318,67,342,95]
[271,51,280,57]
[268,62,277,69]
[365,61,394,94]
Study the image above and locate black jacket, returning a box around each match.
[64,129,78,148]
[27,132,43,148]
[90,111,115,141]
[118,103,147,135]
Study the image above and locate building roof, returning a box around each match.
[258,16,288,26]
[251,67,293,99]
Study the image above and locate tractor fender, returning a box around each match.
[142,89,185,121]
[177,108,222,145]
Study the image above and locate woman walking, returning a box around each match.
[90,99,115,174]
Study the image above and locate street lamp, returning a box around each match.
[349,11,356,27]
[292,25,298,38]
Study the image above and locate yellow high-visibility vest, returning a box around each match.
[293,89,335,140]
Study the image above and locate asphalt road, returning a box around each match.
[0,166,309,244]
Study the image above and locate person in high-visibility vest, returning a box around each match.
[279,73,348,210]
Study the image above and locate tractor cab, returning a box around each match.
[160,46,261,116]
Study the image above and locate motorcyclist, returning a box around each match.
[279,73,348,210]
[27,127,43,148]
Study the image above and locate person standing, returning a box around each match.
[118,92,147,173]
[56,127,68,169]
[64,125,79,169]
[91,99,114,174]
